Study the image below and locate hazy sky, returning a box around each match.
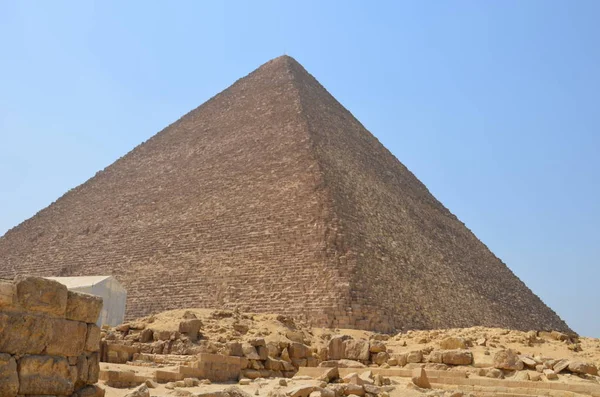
[1,1,598,336]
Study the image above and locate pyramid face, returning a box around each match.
[0,56,570,333]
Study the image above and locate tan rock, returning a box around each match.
[543,368,558,380]
[493,349,523,370]
[287,385,315,397]
[242,343,261,360]
[46,318,87,357]
[342,372,363,385]
[0,353,19,397]
[553,359,570,373]
[327,336,347,360]
[427,350,443,363]
[411,367,430,389]
[66,290,103,323]
[358,371,374,385]
[372,352,389,366]
[486,368,503,379]
[442,350,473,365]
[406,351,423,363]
[317,366,339,382]
[15,276,68,317]
[0,312,53,355]
[343,339,369,361]
[289,342,311,359]
[343,384,364,396]
[178,319,202,341]
[568,361,598,376]
[519,355,537,368]
[0,280,15,309]
[513,371,529,381]
[319,359,366,368]
[85,324,101,352]
[369,341,386,353]
[439,337,468,350]
[124,385,150,397]
[18,355,73,395]
[87,352,100,384]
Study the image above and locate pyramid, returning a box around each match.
[0,56,570,333]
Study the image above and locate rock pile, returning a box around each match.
[0,276,104,397]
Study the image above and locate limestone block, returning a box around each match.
[328,335,350,360]
[439,337,468,350]
[0,353,19,397]
[442,350,473,365]
[87,352,100,384]
[343,340,369,361]
[411,367,430,389]
[368,341,386,353]
[493,349,524,370]
[66,291,103,324]
[343,384,365,396]
[427,350,443,363]
[568,361,598,376]
[224,342,244,357]
[289,342,311,359]
[0,280,16,309]
[0,312,52,355]
[287,385,315,397]
[15,276,68,317]
[85,324,101,352]
[178,319,202,341]
[242,343,260,360]
[406,351,423,363]
[18,355,74,396]
[46,318,87,357]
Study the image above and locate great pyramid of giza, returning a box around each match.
[0,56,570,333]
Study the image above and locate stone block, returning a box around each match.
[18,355,74,395]
[46,318,87,357]
[442,350,473,365]
[85,324,101,352]
[15,276,68,317]
[73,384,106,397]
[0,312,52,355]
[0,280,16,309]
[66,290,103,324]
[0,353,19,397]
[289,342,311,359]
[87,352,100,384]
[343,339,370,361]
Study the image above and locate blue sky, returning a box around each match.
[1,1,598,336]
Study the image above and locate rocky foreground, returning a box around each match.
[99,309,600,397]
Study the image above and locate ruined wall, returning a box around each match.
[0,276,104,397]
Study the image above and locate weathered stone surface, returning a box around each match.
[343,383,364,396]
[287,385,315,397]
[442,350,473,365]
[407,351,423,363]
[493,349,524,371]
[568,361,598,376]
[46,318,87,357]
[543,368,558,380]
[18,355,74,395]
[0,280,15,309]
[319,360,366,368]
[368,341,386,353]
[0,312,52,355]
[289,342,311,359]
[85,324,101,352]
[372,352,389,366]
[553,359,570,373]
[241,343,260,360]
[65,290,103,324]
[124,385,150,397]
[439,337,468,350]
[343,340,369,361]
[411,367,430,389]
[520,355,537,368]
[15,276,68,317]
[427,350,443,363]
[0,353,19,397]
[178,319,202,341]
[327,336,349,360]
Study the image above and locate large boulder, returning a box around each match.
[568,361,598,376]
[327,335,351,360]
[343,339,370,361]
[493,349,524,371]
[439,337,468,350]
[442,350,473,365]
[289,342,311,359]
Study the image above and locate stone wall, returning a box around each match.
[0,276,104,397]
